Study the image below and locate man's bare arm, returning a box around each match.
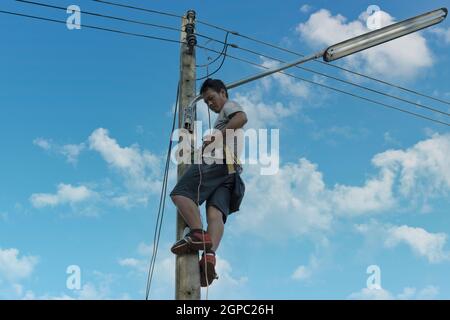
[222,111,247,133]
[203,112,248,148]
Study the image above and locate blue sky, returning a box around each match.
[1,0,450,300]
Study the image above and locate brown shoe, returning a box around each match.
[199,252,218,287]
[170,229,213,255]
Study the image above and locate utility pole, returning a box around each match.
[175,10,200,300]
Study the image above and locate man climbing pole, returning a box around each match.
[170,78,247,287]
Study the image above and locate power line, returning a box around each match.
[196,32,229,68]
[92,0,183,19]
[196,45,450,127]
[145,82,180,300]
[53,0,450,116]
[89,0,450,106]
[0,9,184,44]
[16,0,182,32]
[229,45,450,117]
[17,0,232,67]
[194,19,450,106]
[196,32,230,80]
[5,7,448,126]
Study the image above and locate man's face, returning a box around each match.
[202,88,227,113]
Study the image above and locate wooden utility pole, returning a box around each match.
[175,10,200,300]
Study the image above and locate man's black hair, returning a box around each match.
[200,78,228,98]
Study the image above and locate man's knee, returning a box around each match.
[207,206,224,222]
[171,194,181,204]
[171,194,194,206]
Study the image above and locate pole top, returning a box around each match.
[187,10,196,21]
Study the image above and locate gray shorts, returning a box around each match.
[170,163,244,223]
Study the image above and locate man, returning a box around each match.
[170,78,247,287]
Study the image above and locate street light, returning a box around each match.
[324,7,448,62]
[184,7,448,130]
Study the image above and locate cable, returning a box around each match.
[196,43,229,81]
[194,20,450,106]
[16,0,232,49]
[16,0,182,32]
[145,82,180,300]
[16,1,447,116]
[5,7,448,126]
[184,33,450,117]
[0,9,184,44]
[196,45,450,127]
[92,0,183,19]
[231,45,450,117]
[196,32,229,68]
[88,0,450,105]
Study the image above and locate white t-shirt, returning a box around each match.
[203,100,245,171]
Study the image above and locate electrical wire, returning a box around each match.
[17,0,447,117]
[196,45,450,127]
[196,44,229,81]
[88,0,450,105]
[16,0,182,32]
[194,18,450,106]
[196,32,230,68]
[0,9,184,44]
[230,45,450,117]
[92,0,183,19]
[145,82,180,300]
[5,7,448,126]
[184,33,450,116]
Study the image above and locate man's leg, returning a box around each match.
[206,206,224,252]
[170,195,212,255]
[171,195,202,229]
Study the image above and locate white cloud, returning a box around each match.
[356,221,450,263]
[235,133,450,240]
[292,255,319,281]
[430,27,450,44]
[296,9,434,80]
[235,158,332,239]
[292,266,310,280]
[30,183,96,208]
[383,132,401,146]
[260,59,310,99]
[88,128,162,207]
[348,287,393,300]
[300,4,312,13]
[385,225,450,263]
[76,282,110,300]
[22,271,130,300]
[348,285,439,300]
[200,255,248,299]
[0,248,38,299]
[118,242,247,299]
[232,90,297,130]
[330,167,396,215]
[33,138,85,164]
[33,138,51,150]
[372,133,450,202]
[397,285,439,300]
[118,242,173,299]
[61,143,85,164]
[0,248,38,282]
[0,211,8,221]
